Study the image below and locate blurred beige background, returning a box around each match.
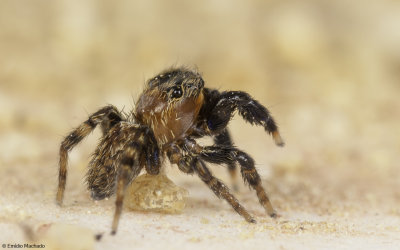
[1,0,399,249]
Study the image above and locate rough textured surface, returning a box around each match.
[36,224,94,250]
[1,0,400,249]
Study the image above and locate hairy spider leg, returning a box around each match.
[193,159,256,223]
[207,91,284,146]
[111,141,144,235]
[86,124,160,200]
[213,129,238,190]
[166,143,194,174]
[200,145,277,217]
[166,140,256,223]
[57,105,123,205]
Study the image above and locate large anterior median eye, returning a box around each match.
[170,86,183,99]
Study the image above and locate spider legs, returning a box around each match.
[57,105,123,205]
[213,129,238,190]
[193,159,256,222]
[200,145,277,217]
[166,142,255,223]
[207,91,284,146]
[111,142,143,235]
[87,124,160,201]
[83,123,159,235]
[166,143,194,174]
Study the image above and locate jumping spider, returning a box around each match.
[56,67,284,235]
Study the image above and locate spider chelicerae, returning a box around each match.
[56,67,284,235]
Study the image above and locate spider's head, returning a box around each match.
[135,68,205,144]
[146,67,204,101]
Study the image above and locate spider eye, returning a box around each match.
[170,87,183,99]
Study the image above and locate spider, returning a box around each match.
[56,67,284,235]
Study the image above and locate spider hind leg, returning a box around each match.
[57,105,123,205]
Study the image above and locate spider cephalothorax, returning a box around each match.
[56,67,284,235]
[135,69,204,145]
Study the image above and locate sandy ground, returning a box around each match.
[0,151,400,250]
[0,97,399,249]
[1,0,400,249]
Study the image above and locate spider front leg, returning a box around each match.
[57,105,123,205]
[200,145,277,217]
[207,91,284,146]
